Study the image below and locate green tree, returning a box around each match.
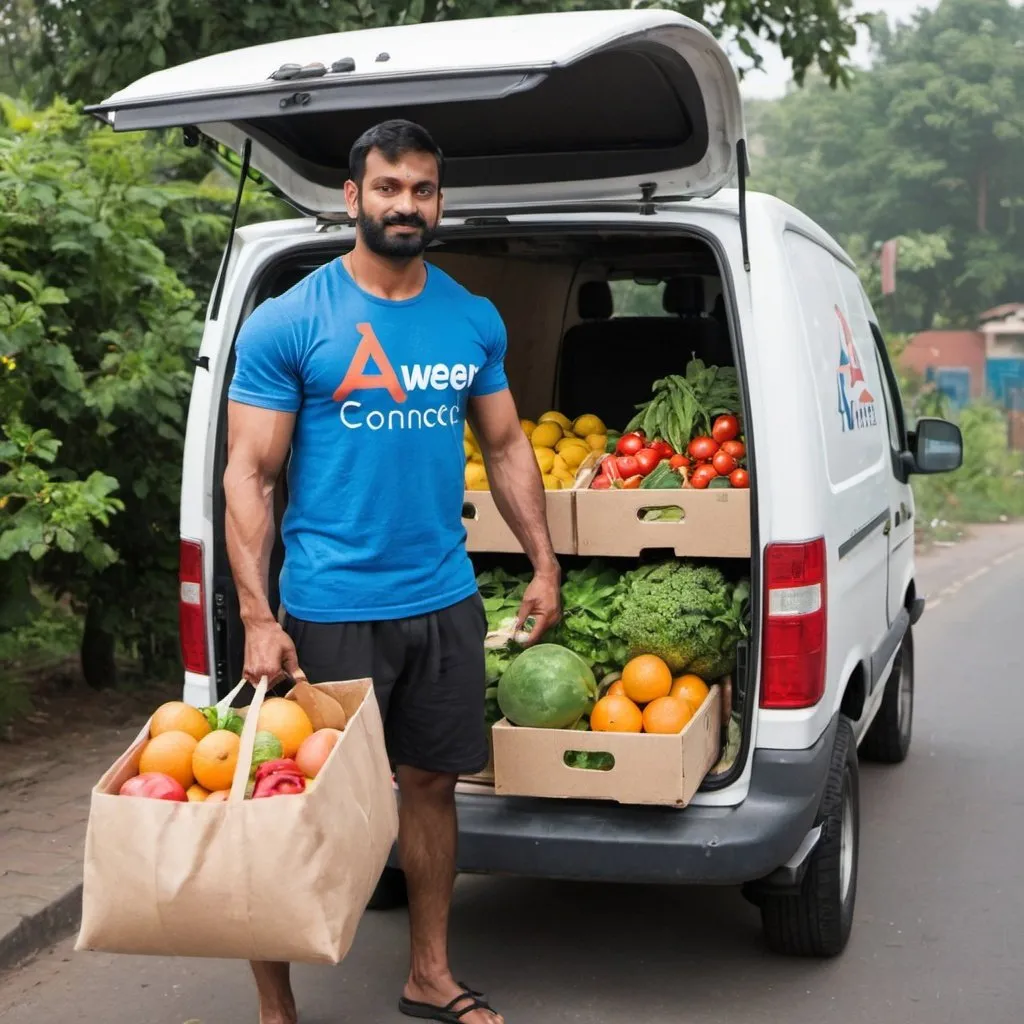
[0,96,279,686]
[12,0,868,106]
[749,0,1024,332]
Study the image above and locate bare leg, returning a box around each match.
[397,765,503,1024]
[250,961,297,1024]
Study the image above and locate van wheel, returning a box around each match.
[759,716,859,958]
[367,866,408,910]
[861,628,914,764]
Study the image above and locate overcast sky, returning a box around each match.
[733,0,941,100]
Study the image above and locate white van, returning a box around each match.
[89,9,962,957]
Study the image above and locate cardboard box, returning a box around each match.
[574,487,751,558]
[462,489,575,554]
[492,685,721,807]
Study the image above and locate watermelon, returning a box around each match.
[497,644,598,729]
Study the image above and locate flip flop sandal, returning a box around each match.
[399,983,498,1022]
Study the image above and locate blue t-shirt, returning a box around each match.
[227,257,508,623]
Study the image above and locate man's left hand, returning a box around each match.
[515,569,562,645]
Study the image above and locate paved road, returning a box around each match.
[2,524,1022,1024]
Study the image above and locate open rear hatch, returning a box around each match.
[86,9,745,214]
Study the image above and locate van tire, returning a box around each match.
[759,716,859,958]
[367,866,408,911]
[861,629,914,764]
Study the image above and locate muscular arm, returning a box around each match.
[469,389,562,640]
[224,400,301,682]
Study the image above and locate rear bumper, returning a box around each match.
[422,715,838,886]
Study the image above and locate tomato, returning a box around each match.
[615,432,645,457]
[622,475,643,489]
[649,439,674,461]
[689,464,719,490]
[688,436,719,462]
[616,455,640,477]
[712,450,738,476]
[119,772,188,802]
[711,414,740,443]
[669,453,690,471]
[729,468,750,489]
[634,448,662,476]
[601,456,621,482]
[721,440,746,460]
[591,474,611,490]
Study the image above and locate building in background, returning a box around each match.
[900,304,1024,449]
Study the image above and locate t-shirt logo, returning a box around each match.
[331,322,482,433]
[332,323,407,404]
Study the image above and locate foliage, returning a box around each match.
[6,0,868,107]
[0,96,279,683]
[749,0,1024,331]
[912,402,1024,532]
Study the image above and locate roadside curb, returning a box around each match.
[0,882,82,974]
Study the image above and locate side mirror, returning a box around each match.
[904,417,963,475]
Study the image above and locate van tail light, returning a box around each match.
[760,538,826,709]
[179,539,209,676]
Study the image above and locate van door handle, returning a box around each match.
[883,518,892,536]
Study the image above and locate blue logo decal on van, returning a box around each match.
[835,305,878,432]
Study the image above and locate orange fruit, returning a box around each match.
[192,730,241,792]
[186,783,210,802]
[607,679,626,698]
[139,730,198,790]
[642,696,695,735]
[150,701,211,742]
[670,674,710,711]
[622,654,673,705]
[589,694,643,733]
[257,698,314,758]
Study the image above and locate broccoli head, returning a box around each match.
[612,561,749,678]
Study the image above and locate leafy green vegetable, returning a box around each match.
[640,461,683,490]
[201,705,244,735]
[612,561,750,678]
[477,568,532,693]
[548,561,631,677]
[625,361,740,452]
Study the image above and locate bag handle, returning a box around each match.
[229,675,269,803]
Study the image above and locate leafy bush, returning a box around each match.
[0,95,279,687]
[913,402,1024,534]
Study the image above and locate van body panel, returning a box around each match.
[87,10,745,213]
[176,192,920,881]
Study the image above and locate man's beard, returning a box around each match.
[357,206,436,260]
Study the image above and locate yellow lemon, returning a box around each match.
[533,447,556,474]
[586,433,608,451]
[556,436,589,453]
[552,454,569,476]
[554,468,575,487]
[559,445,589,470]
[531,422,563,449]
[469,451,485,464]
[465,463,488,490]
[573,414,606,437]
[520,419,537,438]
[542,474,563,491]
[538,411,573,432]
[463,440,475,460]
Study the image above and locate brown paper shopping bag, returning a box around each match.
[75,676,399,964]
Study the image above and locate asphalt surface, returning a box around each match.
[1,523,1022,1024]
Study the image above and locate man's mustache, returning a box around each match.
[382,213,427,229]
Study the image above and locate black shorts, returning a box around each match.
[282,592,489,776]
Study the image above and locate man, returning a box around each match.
[223,118,561,1024]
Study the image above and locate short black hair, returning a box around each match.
[348,119,444,188]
